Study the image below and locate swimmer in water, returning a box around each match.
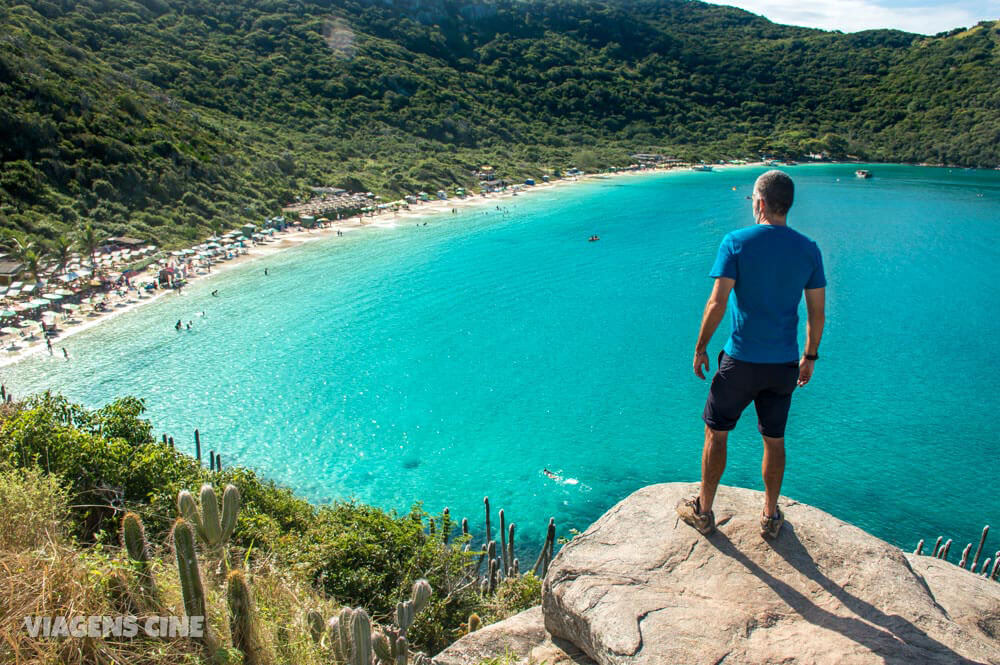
[543,468,559,480]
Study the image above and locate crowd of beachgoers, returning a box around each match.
[0,162,748,366]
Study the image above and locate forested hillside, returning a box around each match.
[1,0,998,248]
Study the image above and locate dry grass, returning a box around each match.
[0,467,70,552]
[0,467,344,665]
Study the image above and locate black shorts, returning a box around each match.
[703,350,799,438]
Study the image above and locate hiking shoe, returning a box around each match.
[676,496,716,535]
[760,506,784,539]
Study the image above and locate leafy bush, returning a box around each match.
[0,466,70,551]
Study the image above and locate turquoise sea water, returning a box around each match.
[6,164,1000,558]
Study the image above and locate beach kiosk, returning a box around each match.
[301,215,316,228]
[241,223,256,238]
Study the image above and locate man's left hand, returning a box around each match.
[797,358,815,386]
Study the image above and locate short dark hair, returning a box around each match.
[754,170,794,216]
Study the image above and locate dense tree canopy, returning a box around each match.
[1,0,997,248]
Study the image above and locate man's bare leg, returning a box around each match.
[698,426,728,514]
[761,435,785,516]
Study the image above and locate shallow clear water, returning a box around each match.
[7,164,1000,557]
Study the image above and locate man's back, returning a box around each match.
[711,224,825,363]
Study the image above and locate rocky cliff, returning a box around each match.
[435,483,1000,665]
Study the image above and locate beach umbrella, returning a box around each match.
[30,298,50,307]
[61,303,80,311]
[0,310,14,318]
[55,289,73,296]
[22,302,40,310]
[17,320,36,328]
[43,293,63,301]
[1,327,20,335]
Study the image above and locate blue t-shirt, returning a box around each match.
[710,224,826,363]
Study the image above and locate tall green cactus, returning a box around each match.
[121,512,159,603]
[227,569,268,665]
[499,509,508,573]
[177,483,241,556]
[349,608,372,665]
[531,517,556,578]
[327,606,356,663]
[173,518,215,651]
[307,610,325,644]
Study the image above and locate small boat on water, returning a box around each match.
[588,235,600,242]
[692,164,713,172]
[855,169,872,179]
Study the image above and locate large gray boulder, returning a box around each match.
[541,482,1000,665]
[433,606,596,665]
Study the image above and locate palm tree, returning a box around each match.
[48,236,76,277]
[2,236,36,263]
[21,249,45,283]
[77,224,102,272]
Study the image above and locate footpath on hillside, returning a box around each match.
[435,483,1000,665]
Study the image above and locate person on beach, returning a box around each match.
[62,347,69,359]
[46,338,53,354]
[677,170,826,540]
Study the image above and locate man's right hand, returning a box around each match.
[694,351,709,379]
[797,358,815,386]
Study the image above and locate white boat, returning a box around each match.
[855,169,872,179]
[692,165,713,172]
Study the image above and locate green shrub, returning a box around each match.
[0,466,70,551]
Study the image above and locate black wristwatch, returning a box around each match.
[804,353,819,361]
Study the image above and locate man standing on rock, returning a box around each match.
[677,170,826,539]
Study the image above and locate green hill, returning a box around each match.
[1,0,997,248]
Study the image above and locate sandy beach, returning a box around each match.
[1,163,761,369]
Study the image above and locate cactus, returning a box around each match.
[121,512,159,603]
[442,507,451,544]
[372,630,392,662]
[992,555,1000,581]
[914,539,924,555]
[173,518,214,650]
[507,522,516,573]
[307,610,325,644]
[411,578,431,613]
[532,518,556,578]
[982,558,992,577]
[499,509,508,572]
[959,543,972,569]
[939,539,952,560]
[349,608,372,665]
[931,536,943,557]
[971,525,989,573]
[394,636,409,665]
[177,483,241,556]
[513,557,520,576]
[484,497,492,544]
[227,569,267,665]
[468,613,481,632]
[461,518,469,537]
